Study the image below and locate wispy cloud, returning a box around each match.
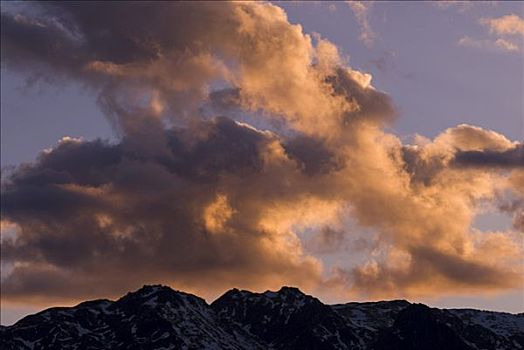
[346,1,376,47]
[457,36,519,53]
[457,13,523,54]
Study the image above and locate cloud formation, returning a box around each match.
[457,36,519,53]
[453,144,524,169]
[481,14,524,37]
[346,1,377,47]
[1,1,522,305]
[458,13,524,53]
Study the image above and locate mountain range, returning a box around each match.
[1,285,522,349]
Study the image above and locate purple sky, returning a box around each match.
[1,1,523,325]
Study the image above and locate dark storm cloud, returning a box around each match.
[410,246,515,287]
[0,9,84,78]
[401,145,447,186]
[1,117,270,221]
[284,136,342,176]
[327,68,397,125]
[1,117,326,301]
[349,245,518,296]
[453,144,524,168]
[208,88,242,113]
[1,1,241,127]
[1,2,232,72]
[402,140,523,188]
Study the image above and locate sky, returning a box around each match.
[1,1,523,325]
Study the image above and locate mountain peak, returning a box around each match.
[218,287,252,299]
[117,284,176,302]
[259,286,308,299]
[136,284,173,293]
[277,286,304,294]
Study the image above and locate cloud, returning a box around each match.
[1,2,358,137]
[1,1,522,305]
[453,144,524,169]
[492,38,520,52]
[481,14,524,37]
[304,226,349,254]
[497,170,524,232]
[457,36,520,53]
[346,1,376,47]
[457,13,523,54]
[1,118,326,302]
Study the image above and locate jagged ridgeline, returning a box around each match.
[1,285,523,350]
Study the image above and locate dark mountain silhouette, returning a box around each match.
[1,285,522,349]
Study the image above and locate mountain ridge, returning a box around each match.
[1,285,523,349]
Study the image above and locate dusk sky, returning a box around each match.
[1,1,523,325]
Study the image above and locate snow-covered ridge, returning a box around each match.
[1,285,522,350]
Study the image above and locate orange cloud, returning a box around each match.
[1,1,522,306]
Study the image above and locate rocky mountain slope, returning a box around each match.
[1,285,522,349]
